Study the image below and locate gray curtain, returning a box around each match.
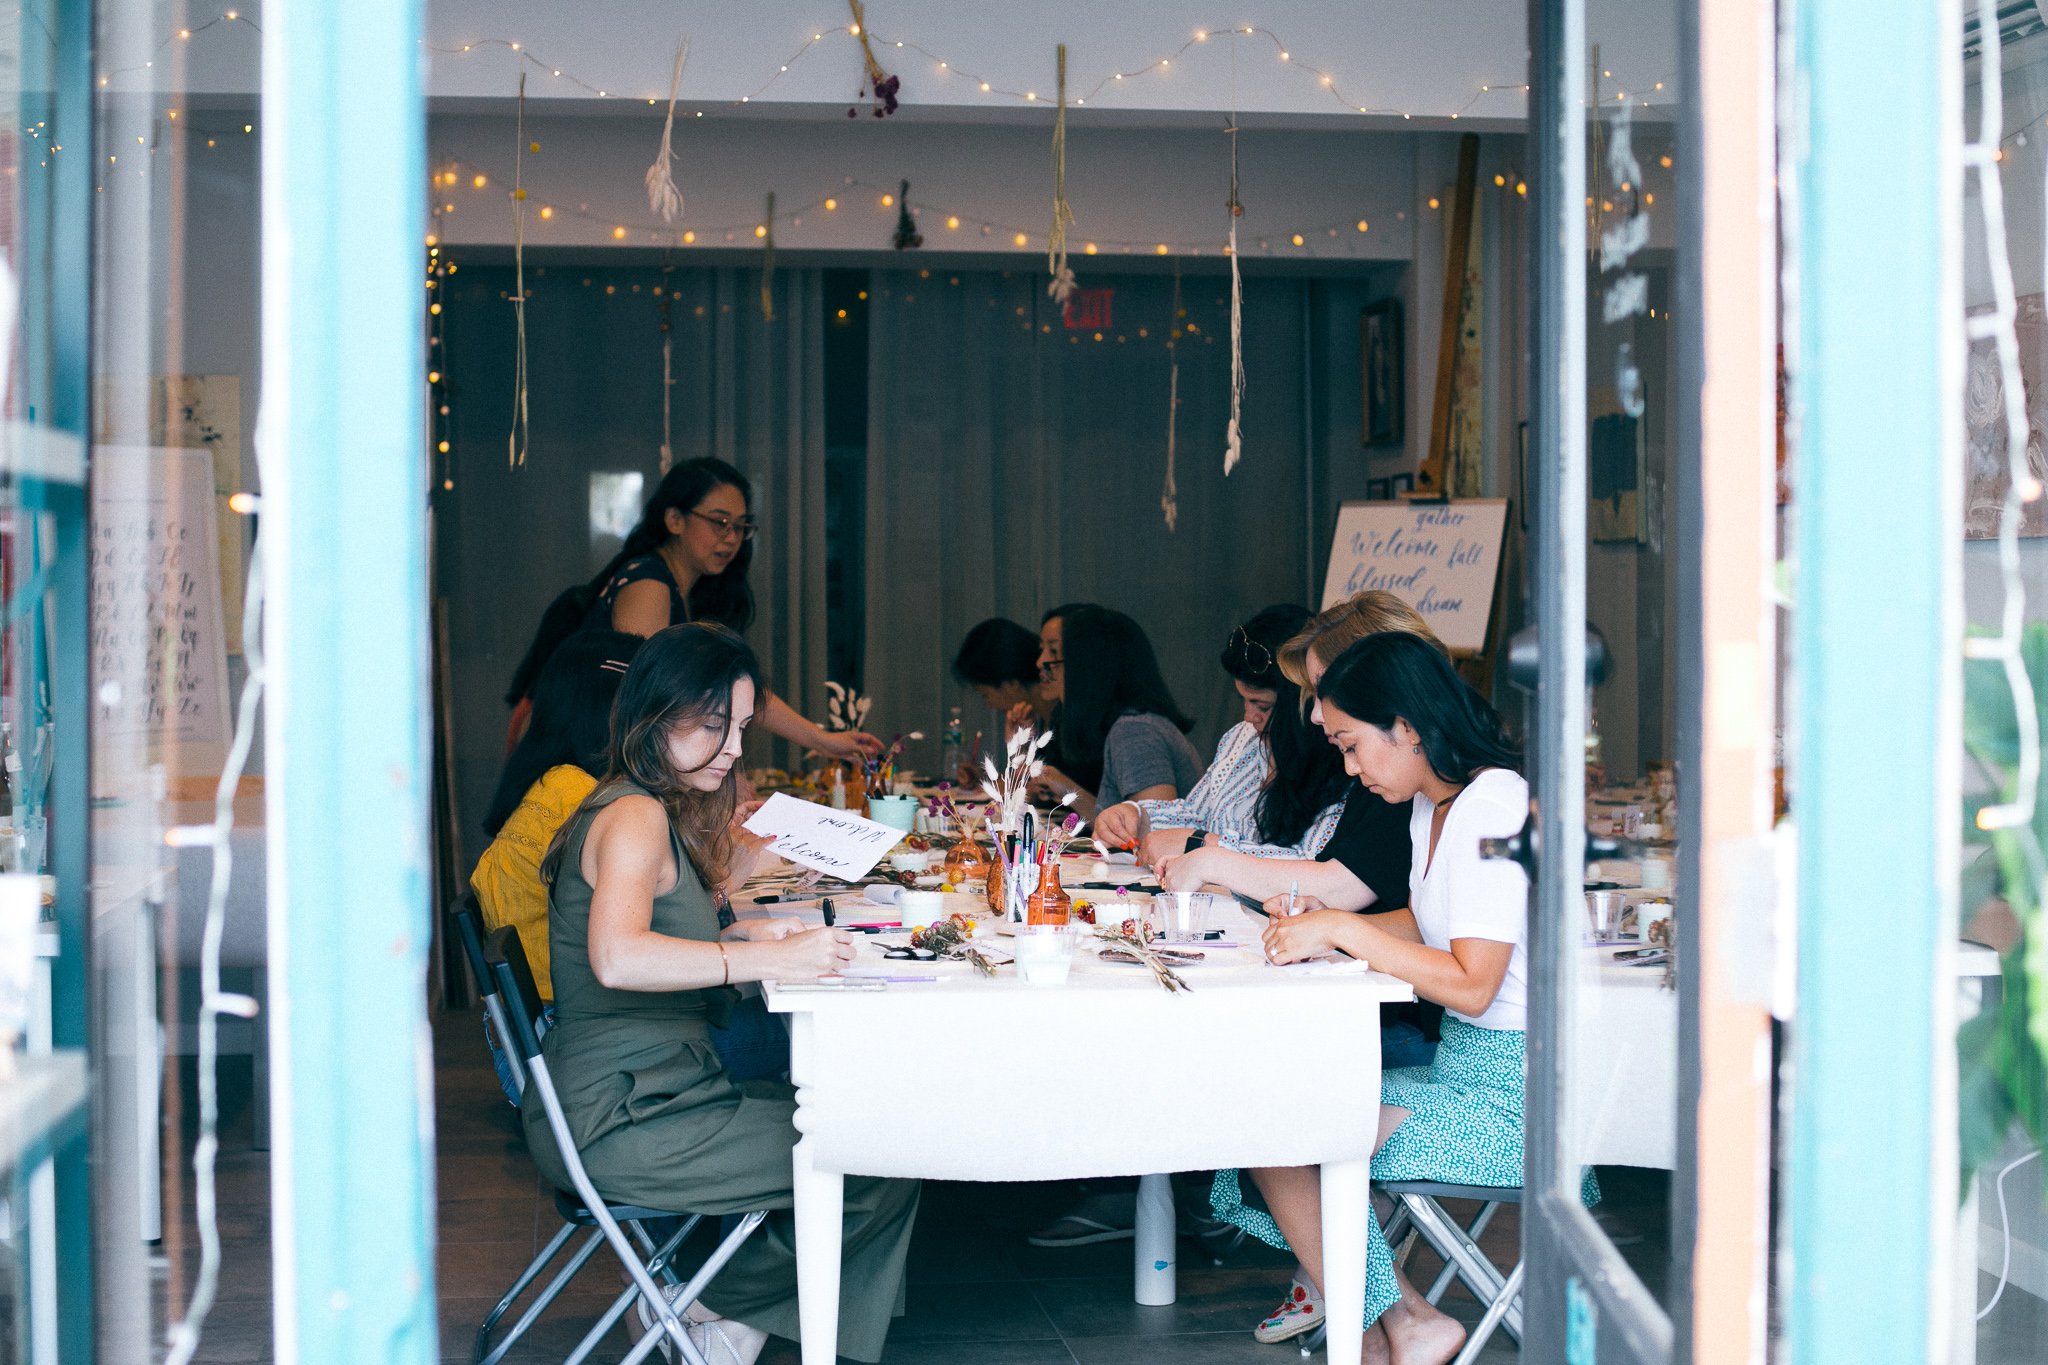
[437,262,828,856]
[860,266,1315,777]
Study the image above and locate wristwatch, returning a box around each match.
[1184,829,1208,854]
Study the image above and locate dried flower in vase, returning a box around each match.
[981,725,1055,832]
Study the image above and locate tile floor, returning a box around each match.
[155,1009,2044,1363]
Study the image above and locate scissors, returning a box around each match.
[881,943,938,962]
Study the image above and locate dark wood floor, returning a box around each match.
[151,1008,2041,1364]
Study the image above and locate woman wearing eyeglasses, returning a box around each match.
[1024,605,1204,821]
[1093,606,1349,865]
[578,457,878,763]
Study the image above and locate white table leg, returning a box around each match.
[791,1133,844,1365]
[1133,1172,1176,1305]
[1320,1158,1370,1365]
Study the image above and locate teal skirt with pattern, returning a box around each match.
[1211,1017,1594,1328]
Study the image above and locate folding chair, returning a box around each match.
[481,925,770,1365]
[450,896,526,1100]
[1300,1180,1522,1365]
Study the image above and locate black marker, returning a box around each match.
[821,898,836,928]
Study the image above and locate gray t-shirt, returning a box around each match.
[1095,712,1207,809]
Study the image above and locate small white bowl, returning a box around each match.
[889,850,933,873]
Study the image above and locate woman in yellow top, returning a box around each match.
[471,629,787,1095]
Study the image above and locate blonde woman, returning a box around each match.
[1153,590,1447,912]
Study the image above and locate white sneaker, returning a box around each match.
[687,1314,768,1365]
[631,1283,680,1362]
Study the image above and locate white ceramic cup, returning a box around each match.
[1640,856,1673,890]
[1636,899,1673,943]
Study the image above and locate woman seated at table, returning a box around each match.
[1154,591,1442,912]
[953,617,1052,725]
[472,630,789,1100]
[1212,632,1531,1362]
[527,623,920,1365]
[1024,605,1204,820]
[1094,604,1347,865]
[505,456,877,764]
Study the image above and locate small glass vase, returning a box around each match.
[1026,862,1072,926]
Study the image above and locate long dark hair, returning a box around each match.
[483,631,643,837]
[503,457,756,709]
[597,457,756,631]
[1225,605,1347,846]
[1316,632,1520,784]
[1054,606,1191,792]
[542,623,765,890]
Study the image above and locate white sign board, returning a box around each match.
[1319,499,1509,654]
[743,792,901,882]
[89,447,232,756]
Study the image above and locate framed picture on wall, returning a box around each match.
[1367,477,1392,500]
[1361,299,1405,447]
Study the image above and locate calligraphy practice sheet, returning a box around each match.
[743,792,901,881]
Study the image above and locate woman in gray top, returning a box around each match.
[1028,605,1205,819]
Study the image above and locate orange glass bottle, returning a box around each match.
[1026,860,1072,926]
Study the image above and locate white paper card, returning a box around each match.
[743,792,901,881]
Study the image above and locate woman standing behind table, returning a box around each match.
[1094,605,1348,865]
[505,456,877,764]
[1025,605,1204,820]
[1212,632,1548,1362]
[527,624,920,1365]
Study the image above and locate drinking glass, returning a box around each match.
[1155,890,1214,943]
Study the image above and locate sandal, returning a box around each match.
[1024,1213,1135,1247]
[1253,1273,1325,1344]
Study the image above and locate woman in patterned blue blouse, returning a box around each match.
[1094,605,1347,865]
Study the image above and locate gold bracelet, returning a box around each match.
[718,940,730,986]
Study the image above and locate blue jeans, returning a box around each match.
[1381,1020,1438,1071]
[485,994,792,1107]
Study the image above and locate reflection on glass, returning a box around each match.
[1567,2,1685,1316]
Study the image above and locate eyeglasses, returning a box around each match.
[687,510,759,542]
[1229,626,1275,674]
[1038,657,1066,680]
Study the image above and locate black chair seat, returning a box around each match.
[551,1187,685,1227]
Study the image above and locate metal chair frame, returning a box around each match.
[466,920,768,1365]
[1301,1180,1524,1365]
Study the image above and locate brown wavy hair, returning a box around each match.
[542,622,764,890]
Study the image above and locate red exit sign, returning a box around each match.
[1062,288,1114,330]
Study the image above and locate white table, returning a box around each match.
[762,930,1412,1365]
[1572,946,1679,1169]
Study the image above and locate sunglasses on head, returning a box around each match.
[1229,625,1275,675]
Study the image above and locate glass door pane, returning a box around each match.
[1522,0,1695,1356]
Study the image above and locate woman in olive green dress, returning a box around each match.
[524,623,921,1364]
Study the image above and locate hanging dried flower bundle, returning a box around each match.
[645,39,689,223]
[1046,43,1078,307]
[847,0,902,117]
[892,180,923,250]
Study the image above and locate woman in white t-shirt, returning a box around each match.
[1210,631,1532,1364]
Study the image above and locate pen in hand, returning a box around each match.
[1285,879,1299,918]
